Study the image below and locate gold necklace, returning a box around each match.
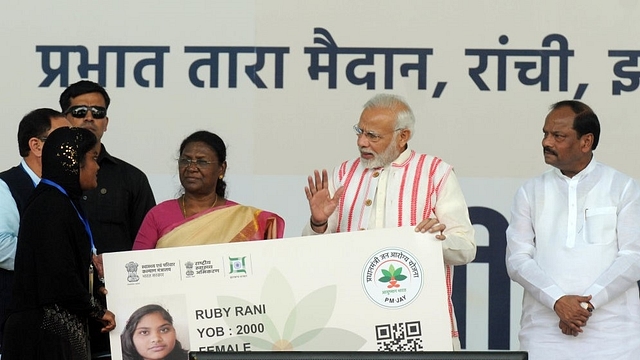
[181,193,218,218]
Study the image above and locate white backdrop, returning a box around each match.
[2,0,640,351]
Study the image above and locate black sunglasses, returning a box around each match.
[64,105,107,119]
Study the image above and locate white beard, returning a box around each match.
[359,136,400,169]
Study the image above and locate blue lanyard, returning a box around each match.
[40,179,97,255]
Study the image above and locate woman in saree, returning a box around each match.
[132,130,284,250]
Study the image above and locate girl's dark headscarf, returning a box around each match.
[41,127,97,199]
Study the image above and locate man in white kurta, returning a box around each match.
[506,100,640,360]
[304,94,476,349]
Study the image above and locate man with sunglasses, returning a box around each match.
[303,94,476,350]
[0,108,70,352]
[59,80,156,358]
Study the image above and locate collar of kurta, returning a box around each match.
[553,156,597,181]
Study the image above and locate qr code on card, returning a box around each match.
[375,321,423,351]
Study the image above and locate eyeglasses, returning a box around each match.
[178,158,216,168]
[37,137,47,142]
[64,105,107,119]
[353,124,403,143]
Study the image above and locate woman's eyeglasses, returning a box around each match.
[178,158,216,169]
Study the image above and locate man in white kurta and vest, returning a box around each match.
[506,100,640,359]
[303,94,476,350]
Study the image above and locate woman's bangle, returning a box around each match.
[310,217,328,228]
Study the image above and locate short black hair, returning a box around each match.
[59,80,111,112]
[550,100,601,150]
[17,108,64,157]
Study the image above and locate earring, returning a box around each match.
[219,175,223,180]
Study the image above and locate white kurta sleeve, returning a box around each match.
[506,185,566,309]
[583,178,640,308]
[433,170,476,266]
